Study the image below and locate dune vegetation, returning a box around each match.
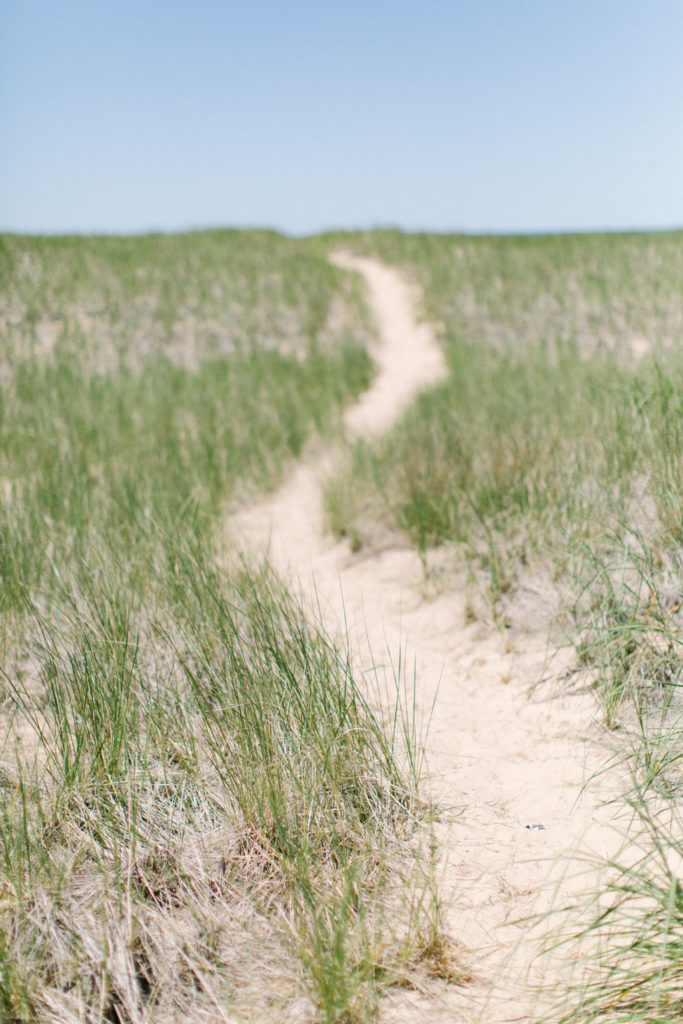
[0,231,445,1024]
[322,229,683,1021]
[2,226,683,1022]
[324,231,683,719]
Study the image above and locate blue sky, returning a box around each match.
[2,0,683,235]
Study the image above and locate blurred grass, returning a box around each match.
[0,229,373,618]
[0,229,370,367]
[0,341,371,613]
[323,229,683,356]
[322,229,683,1022]
[323,230,683,703]
[6,224,682,1020]
[0,230,446,1022]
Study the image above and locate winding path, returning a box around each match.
[228,255,624,1022]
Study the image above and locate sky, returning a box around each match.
[2,0,683,236]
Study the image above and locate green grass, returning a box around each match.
[0,229,374,618]
[323,230,683,706]
[322,229,683,357]
[0,229,370,367]
[6,223,683,1020]
[0,230,445,1022]
[322,230,683,1020]
[0,340,371,614]
[1,557,433,1022]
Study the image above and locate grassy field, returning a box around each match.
[0,230,369,367]
[324,230,683,713]
[0,231,446,1023]
[0,230,375,613]
[3,226,683,1021]
[322,229,683,1021]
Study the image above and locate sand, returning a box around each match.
[228,253,627,1022]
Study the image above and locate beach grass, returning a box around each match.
[0,230,444,1022]
[322,228,683,1021]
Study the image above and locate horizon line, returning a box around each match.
[2,221,683,240]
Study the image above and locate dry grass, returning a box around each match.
[0,230,448,1022]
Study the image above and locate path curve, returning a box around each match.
[228,255,625,1022]
[330,251,448,438]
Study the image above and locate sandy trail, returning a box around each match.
[228,255,625,1021]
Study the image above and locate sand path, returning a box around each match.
[228,255,625,1021]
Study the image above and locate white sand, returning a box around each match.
[228,255,627,1022]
